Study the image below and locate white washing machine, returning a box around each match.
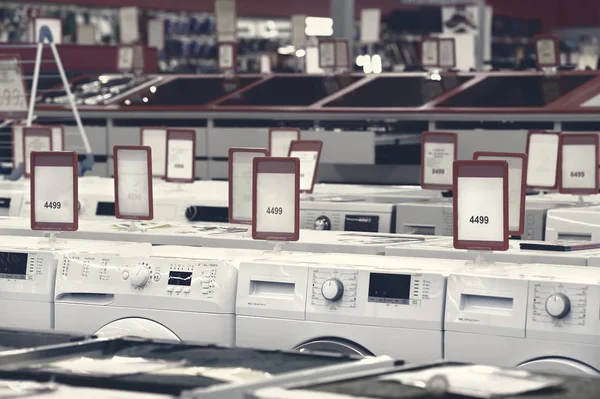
[545,205,600,241]
[0,236,150,331]
[235,253,471,363]
[385,236,600,266]
[445,263,600,376]
[0,190,23,217]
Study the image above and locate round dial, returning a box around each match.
[321,278,344,301]
[130,264,151,288]
[545,293,571,319]
[314,216,331,231]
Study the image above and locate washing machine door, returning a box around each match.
[294,339,373,357]
[519,359,599,376]
[95,318,181,342]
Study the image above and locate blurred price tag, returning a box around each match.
[0,56,27,117]
[166,129,195,183]
[141,127,167,178]
[269,128,300,157]
[114,146,153,220]
[23,127,52,177]
[288,140,323,194]
[229,148,268,224]
[526,131,559,189]
[421,131,457,190]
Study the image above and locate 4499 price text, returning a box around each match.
[44,201,61,209]
[470,216,489,224]
[266,207,283,215]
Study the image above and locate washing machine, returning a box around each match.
[445,263,600,376]
[0,236,150,331]
[545,205,600,241]
[0,190,23,217]
[385,236,600,266]
[235,253,473,363]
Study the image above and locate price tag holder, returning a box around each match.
[33,17,62,44]
[453,160,509,251]
[260,54,272,74]
[269,128,301,157]
[113,145,153,221]
[335,39,350,70]
[140,127,167,178]
[474,152,527,236]
[420,131,457,190]
[421,37,440,68]
[558,133,599,195]
[360,9,381,44]
[252,157,300,241]
[0,55,28,119]
[119,6,140,44]
[288,140,323,194]
[534,34,560,68]
[117,46,134,72]
[526,131,560,190]
[218,42,237,71]
[228,147,268,224]
[165,129,196,183]
[439,38,456,69]
[49,125,64,151]
[215,0,236,42]
[23,127,52,178]
[318,39,336,69]
[30,151,78,231]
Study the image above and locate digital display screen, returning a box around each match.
[0,252,28,279]
[368,273,411,304]
[168,271,192,286]
[344,215,379,232]
[96,202,115,216]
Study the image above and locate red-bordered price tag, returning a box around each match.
[0,55,28,120]
[420,131,457,190]
[252,157,300,241]
[439,38,456,69]
[113,145,154,220]
[140,127,167,178]
[288,140,323,194]
[14,125,63,169]
[534,34,560,68]
[334,39,350,69]
[217,41,237,71]
[117,46,134,72]
[268,128,301,157]
[165,129,196,183]
[474,152,527,236]
[526,130,560,190]
[30,151,78,231]
[453,160,509,251]
[23,127,52,178]
[318,39,336,69]
[558,133,599,194]
[228,147,268,224]
[420,37,440,68]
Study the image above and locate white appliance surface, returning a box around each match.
[0,382,171,399]
[545,205,600,242]
[235,253,486,363]
[0,236,150,331]
[445,263,600,376]
[385,237,600,266]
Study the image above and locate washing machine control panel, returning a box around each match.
[307,267,446,330]
[300,209,390,233]
[0,251,54,297]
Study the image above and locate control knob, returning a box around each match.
[130,263,151,288]
[545,293,571,319]
[314,216,331,231]
[321,278,344,301]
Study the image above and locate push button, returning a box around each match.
[122,271,129,280]
[153,273,161,282]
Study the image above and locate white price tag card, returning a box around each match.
[76,24,96,45]
[23,127,52,178]
[526,131,560,189]
[291,15,307,50]
[229,148,268,224]
[252,157,300,241]
[260,54,271,74]
[119,7,139,44]
[421,37,439,68]
[269,128,301,157]
[147,19,164,51]
[140,127,167,178]
[334,40,350,69]
[360,9,381,44]
[558,133,599,194]
[33,17,62,44]
[0,55,28,118]
[474,152,527,236]
[420,131,457,190]
[288,140,323,194]
[117,46,134,71]
[218,42,236,71]
[439,38,456,69]
[30,151,78,231]
[113,146,153,220]
[50,126,64,151]
[215,0,237,42]
[318,40,336,69]
[535,35,560,68]
[165,129,196,183]
[453,160,509,251]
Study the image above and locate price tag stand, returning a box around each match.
[269,128,301,157]
[229,148,268,226]
[526,130,560,195]
[23,127,52,178]
[558,133,599,202]
[534,34,560,75]
[421,131,457,196]
[288,140,323,196]
[165,129,196,190]
[318,39,350,74]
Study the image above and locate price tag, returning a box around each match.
[165,129,196,183]
[439,38,456,69]
[526,131,560,189]
[0,55,28,118]
[288,140,323,194]
[269,128,301,157]
[117,46,134,72]
[291,15,307,50]
[360,9,381,44]
[33,17,62,44]
[147,19,164,51]
[215,0,236,42]
[558,133,599,194]
[23,127,52,178]
[260,54,271,74]
[453,160,509,251]
[578,43,599,70]
[420,131,457,190]
[76,24,96,45]
[335,40,350,69]
[319,40,336,69]
[30,151,78,231]
[119,6,139,44]
[228,148,268,224]
[474,152,527,236]
[252,157,300,241]
[421,37,439,68]
[140,127,167,178]
[50,125,64,151]
[218,42,236,71]
[535,35,560,68]
[113,146,153,220]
